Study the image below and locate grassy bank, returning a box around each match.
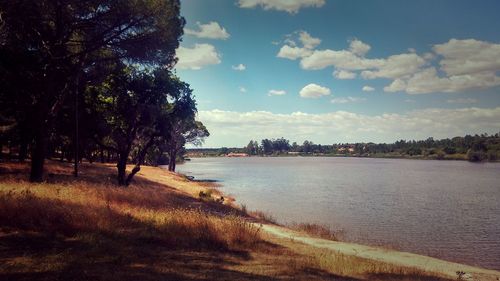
[0,161,467,280]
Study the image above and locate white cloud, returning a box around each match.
[360,53,426,79]
[384,67,500,94]
[383,79,407,93]
[333,70,356,79]
[239,86,247,93]
[380,39,500,94]
[349,39,371,56]
[277,45,312,60]
[362,86,375,92]
[176,44,221,70]
[280,36,500,94]
[268,89,286,96]
[232,64,246,71]
[330,96,366,104]
[299,83,331,98]
[299,48,383,71]
[423,52,435,60]
[433,39,500,76]
[184,21,230,40]
[277,30,320,60]
[299,31,321,49]
[237,0,325,14]
[447,98,477,104]
[197,107,500,147]
[284,37,297,47]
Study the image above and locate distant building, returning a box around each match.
[337,145,355,153]
[226,152,249,157]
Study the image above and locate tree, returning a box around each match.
[166,120,208,172]
[261,139,273,155]
[89,67,178,185]
[0,0,184,182]
[273,137,290,153]
[302,140,313,154]
[157,78,208,172]
[245,140,258,155]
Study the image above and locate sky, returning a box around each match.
[175,0,500,147]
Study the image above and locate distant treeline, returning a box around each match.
[188,134,500,162]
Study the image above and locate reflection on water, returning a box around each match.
[177,157,500,270]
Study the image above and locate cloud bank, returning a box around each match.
[278,35,500,94]
[196,107,500,147]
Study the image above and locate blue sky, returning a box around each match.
[175,0,500,147]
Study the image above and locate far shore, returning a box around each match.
[185,152,500,163]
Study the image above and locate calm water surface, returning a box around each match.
[177,157,500,270]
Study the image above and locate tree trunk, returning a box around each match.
[100,148,105,163]
[60,147,64,162]
[125,138,154,186]
[125,166,140,186]
[30,130,47,182]
[168,148,177,172]
[19,141,28,162]
[117,152,127,186]
[0,140,3,161]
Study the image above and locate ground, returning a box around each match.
[0,160,495,281]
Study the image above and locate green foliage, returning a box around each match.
[189,133,500,162]
[0,1,209,183]
[443,146,457,154]
[467,149,486,162]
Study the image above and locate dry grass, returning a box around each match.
[0,175,260,251]
[245,208,278,224]
[264,233,453,281]
[0,161,455,281]
[289,223,340,241]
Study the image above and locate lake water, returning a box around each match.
[177,157,500,270]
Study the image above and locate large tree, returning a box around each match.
[0,0,184,181]
[161,79,209,172]
[88,67,174,185]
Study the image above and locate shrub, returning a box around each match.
[467,149,486,162]
[290,223,339,241]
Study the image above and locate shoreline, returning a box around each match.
[187,154,499,163]
[261,223,500,280]
[179,173,500,280]
[1,161,499,280]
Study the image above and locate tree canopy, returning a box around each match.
[0,0,209,185]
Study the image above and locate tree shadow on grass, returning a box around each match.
[0,161,372,280]
[0,161,249,219]
[0,229,362,281]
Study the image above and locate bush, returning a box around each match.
[436,151,445,160]
[443,146,456,154]
[467,149,486,162]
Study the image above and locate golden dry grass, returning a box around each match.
[0,161,454,281]
[288,223,339,241]
[263,233,453,281]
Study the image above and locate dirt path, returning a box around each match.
[258,223,500,281]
